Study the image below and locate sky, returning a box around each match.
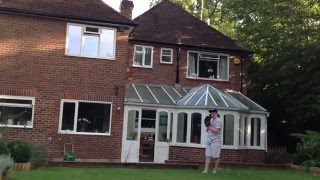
[103,0,151,18]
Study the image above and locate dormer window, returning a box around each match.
[66,23,116,59]
[160,48,173,64]
[188,51,229,80]
[133,45,153,68]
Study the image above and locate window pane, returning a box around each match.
[141,109,156,128]
[61,102,75,130]
[161,56,171,63]
[162,49,172,56]
[251,117,261,146]
[244,117,247,145]
[190,113,201,144]
[0,106,32,126]
[158,111,168,142]
[177,112,187,143]
[219,56,228,79]
[0,98,32,104]
[127,110,139,140]
[67,25,82,54]
[169,113,173,142]
[83,34,99,57]
[144,47,152,66]
[134,52,143,66]
[77,102,111,133]
[199,59,217,78]
[188,52,198,77]
[135,46,143,51]
[223,114,234,145]
[100,29,115,58]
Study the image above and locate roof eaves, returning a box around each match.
[129,38,253,54]
[0,7,137,27]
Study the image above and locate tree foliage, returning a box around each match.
[224,0,320,149]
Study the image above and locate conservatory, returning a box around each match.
[121,84,268,163]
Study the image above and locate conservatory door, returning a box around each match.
[154,110,172,163]
[121,108,141,162]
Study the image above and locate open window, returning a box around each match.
[188,51,229,80]
[59,100,112,135]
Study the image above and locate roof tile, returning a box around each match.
[130,1,248,52]
[0,0,135,26]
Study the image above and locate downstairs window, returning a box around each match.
[0,96,34,128]
[59,100,112,135]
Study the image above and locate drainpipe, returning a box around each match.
[176,38,181,84]
[176,47,181,84]
[240,54,247,94]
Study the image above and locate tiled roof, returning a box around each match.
[0,0,136,26]
[130,0,249,52]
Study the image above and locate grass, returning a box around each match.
[10,167,320,180]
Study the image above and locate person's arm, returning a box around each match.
[208,126,220,133]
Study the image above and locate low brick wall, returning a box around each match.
[169,146,266,163]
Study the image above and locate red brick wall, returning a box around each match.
[169,146,265,163]
[127,44,248,93]
[0,14,131,161]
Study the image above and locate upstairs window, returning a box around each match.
[188,51,229,80]
[66,23,116,59]
[160,48,173,64]
[133,45,153,68]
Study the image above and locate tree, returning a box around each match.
[224,0,320,150]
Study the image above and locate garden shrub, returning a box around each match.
[292,130,320,167]
[7,140,32,163]
[0,141,9,156]
[0,155,14,176]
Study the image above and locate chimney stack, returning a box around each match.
[120,0,134,20]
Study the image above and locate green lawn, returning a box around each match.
[10,167,320,180]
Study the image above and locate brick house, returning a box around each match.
[0,0,268,164]
[121,1,268,164]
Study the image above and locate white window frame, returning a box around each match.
[58,99,112,136]
[65,23,117,60]
[0,95,35,129]
[187,50,230,81]
[160,48,173,64]
[133,45,153,68]
[247,115,266,150]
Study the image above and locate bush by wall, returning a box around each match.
[0,141,9,156]
[7,140,32,163]
[0,155,14,176]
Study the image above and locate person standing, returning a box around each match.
[202,108,222,174]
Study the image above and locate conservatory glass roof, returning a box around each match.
[125,84,266,112]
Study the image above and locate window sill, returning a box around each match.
[186,76,229,82]
[65,54,115,60]
[59,130,110,136]
[132,65,153,69]
[0,125,32,129]
[160,62,173,65]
